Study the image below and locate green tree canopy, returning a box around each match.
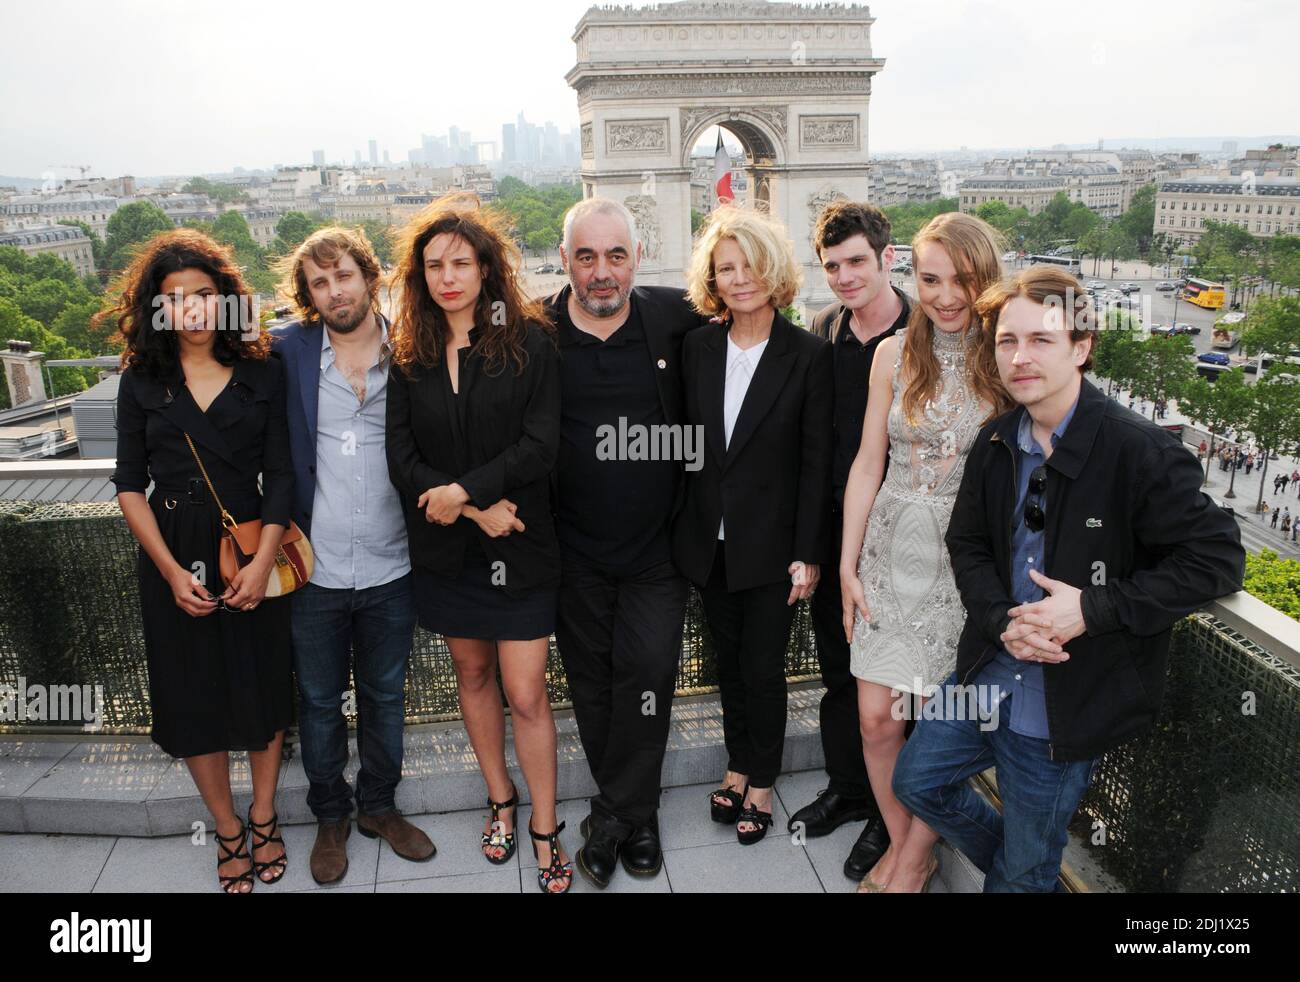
[103,201,175,275]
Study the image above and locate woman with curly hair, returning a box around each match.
[385,193,570,893]
[103,228,294,893]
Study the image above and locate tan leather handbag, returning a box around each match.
[183,432,313,598]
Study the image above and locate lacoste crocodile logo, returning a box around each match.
[1086,518,1103,528]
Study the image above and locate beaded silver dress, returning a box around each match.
[849,325,989,694]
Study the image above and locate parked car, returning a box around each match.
[1149,323,1173,336]
[1155,281,1176,292]
[1086,280,1107,291]
[1118,282,1141,294]
[1198,351,1231,366]
[534,263,558,274]
[1173,323,1201,335]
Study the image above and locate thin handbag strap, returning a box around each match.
[181,429,238,533]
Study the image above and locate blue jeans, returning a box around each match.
[290,573,415,822]
[892,672,1098,893]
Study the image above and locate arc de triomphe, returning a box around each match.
[567,1,885,313]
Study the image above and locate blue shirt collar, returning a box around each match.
[320,312,391,363]
[1016,391,1080,456]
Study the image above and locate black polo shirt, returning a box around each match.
[556,296,679,570]
[830,286,911,506]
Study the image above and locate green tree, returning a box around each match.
[271,211,320,255]
[17,278,78,326]
[182,177,250,205]
[357,220,395,267]
[1178,367,1251,486]
[0,298,96,410]
[880,197,958,244]
[1239,295,1300,365]
[1117,183,1158,257]
[1091,311,1143,395]
[56,218,107,282]
[1242,373,1300,513]
[51,296,108,354]
[1129,333,1196,421]
[103,201,174,275]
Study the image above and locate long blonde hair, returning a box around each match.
[900,212,1013,425]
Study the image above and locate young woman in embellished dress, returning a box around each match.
[839,213,1013,893]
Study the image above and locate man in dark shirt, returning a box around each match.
[790,201,911,881]
[547,197,704,889]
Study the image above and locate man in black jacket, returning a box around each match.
[788,200,910,881]
[892,266,1244,892]
[546,197,704,888]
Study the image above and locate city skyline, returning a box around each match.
[1,0,1295,178]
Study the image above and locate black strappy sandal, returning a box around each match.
[247,805,288,884]
[215,823,255,894]
[529,820,573,894]
[709,784,746,824]
[736,801,773,846]
[481,784,518,865]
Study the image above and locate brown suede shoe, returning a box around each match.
[310,819,351,885]
[356,810,436,862]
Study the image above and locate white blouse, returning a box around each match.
[718,333,769,540]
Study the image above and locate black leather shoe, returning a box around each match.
[621,816,662,877]
[576,814,632,889]
[787,789,875,838]
[843,816,891,881]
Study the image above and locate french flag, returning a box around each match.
[714,130,733,205]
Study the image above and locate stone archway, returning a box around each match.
[568,0,887,314]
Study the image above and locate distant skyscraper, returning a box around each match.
[354,149,362,165]
[1222,140,1239,153]
[502,123,517,163]
[312,149,325,167]
[369,139,378,166]
[383,149,391,165]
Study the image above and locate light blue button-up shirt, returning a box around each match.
[975,395,1079,739]
[309,317,410,590]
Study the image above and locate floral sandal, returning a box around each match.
[529,820,573,894]
[481,784,518,865]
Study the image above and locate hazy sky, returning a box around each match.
[1,0,1294,178]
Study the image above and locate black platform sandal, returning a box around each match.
[529,820,573,894]
[481,784,518,865]
[215,823,255,894]
[247,805,288,884]
[709,784,746,824]
[736,802,773,846]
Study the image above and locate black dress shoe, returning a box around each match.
[576,815,632,889]
[843,816,890,882]
[621,816,662,877]
[787,789,875,838]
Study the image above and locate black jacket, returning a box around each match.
[671,312,834,591]
[111,357,294,528]
[543,284,706,517]
[945,379,1245,760]
[385,323,561,596]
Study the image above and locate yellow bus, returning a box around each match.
[1183,277,1226,310]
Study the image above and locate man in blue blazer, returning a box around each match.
[269,227,433,884]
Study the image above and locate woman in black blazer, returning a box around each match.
[385,194,571,893]
[107,229,294,892]
[672,206,834,845]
